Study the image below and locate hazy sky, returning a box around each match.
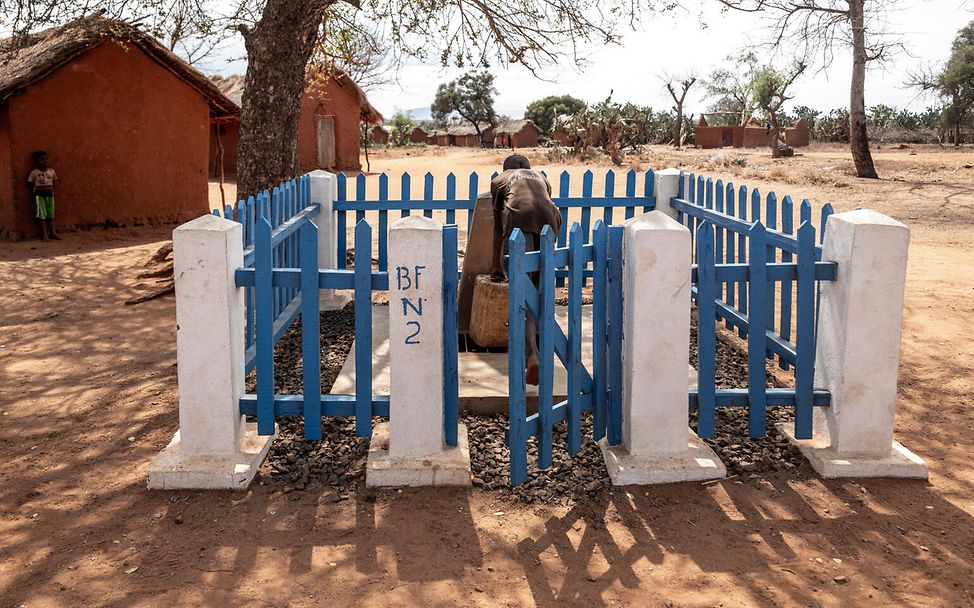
[210,1,967,120]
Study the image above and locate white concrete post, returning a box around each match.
[785,209,927,478]
[148,215,273,490]
[652,168,684,221]
[366,215,470,486]
[599,211,725,485]
[309,170,350,310]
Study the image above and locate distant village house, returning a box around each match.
[694,115,811,150]
[210,70,382,176]
[494,120,542,148]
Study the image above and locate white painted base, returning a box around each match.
[599,431,726,485]
[366,422,472,487]
[320,291,352,311]
[779,424,928,479]
[147,423,274,490]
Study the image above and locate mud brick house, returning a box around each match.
[0,15,237,239]
[449,125,494,147]
[210,70,382,176]
[409,126,428,144]
[695,115,811,150]
[494,120,542,148]
[370,125,390,145]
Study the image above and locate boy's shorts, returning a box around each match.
[35,195,55,220]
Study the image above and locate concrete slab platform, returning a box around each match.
[598,431,726,485]
[147,423,274,490]
[779,424,928,479]
[332,305,696,413]
[366,422,472,487]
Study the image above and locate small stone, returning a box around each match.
[474,586,484,593]
[282,484,296,495]
[173,516,183,525]
[833,576,848,585]
[586,574,597,582]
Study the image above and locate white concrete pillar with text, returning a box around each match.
[366,215,470,486]
[783,209,927,478]
[309,170,350,310]
[599,211,725,484]
[147,214,273,490]
[653,167,684,221]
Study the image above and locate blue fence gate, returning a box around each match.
[506,220,624,485]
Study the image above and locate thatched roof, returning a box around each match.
[210,69,383,125]
[495,119,540,135]
[446,124,492,136]
[0,13,237,116]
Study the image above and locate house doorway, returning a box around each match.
[316,116,336,169]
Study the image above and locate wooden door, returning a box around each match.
[316,116,336,169]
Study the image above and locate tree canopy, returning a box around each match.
[431,71,497,137]
[524,95,587,134]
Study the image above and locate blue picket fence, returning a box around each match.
[216,177,459,442]
[214,175,314,372]
[334,169,657,275]
[672,172,837,440]
[505,220,624,486]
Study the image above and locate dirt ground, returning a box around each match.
[2,144,973,607]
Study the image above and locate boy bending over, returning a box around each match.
[489,154,562,386]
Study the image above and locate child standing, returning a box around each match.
[27,150,59,241]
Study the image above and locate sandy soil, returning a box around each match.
[1,144,973,607]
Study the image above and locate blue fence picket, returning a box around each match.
[378,173,389,272]
[300,221,322,440]
[643,169,654,213]
[747,222,768,437]
[507,230,528,485]
[603,171,615,227]
[466,172,478,235]
[567,224,584,455]
[538,227,556,469]
[423,172,434,218]
[779,195,795,371]
[725,183,736,327]
[442,225,459,447]
[580,171,593,245]
[696,221,717,438]
[556,171,570,287]
[625,169,637,219]
[446,173,457,226]
[356,173,367,224]
[737,184,748,338]
[255,217,275,436]
[795,220,816,439]
[765,192,777,359]
[714,180,725,311]
[606,225,624,446]
[591,221,608,441]
[401,172,411,218]
[354,220,373,437]
[337,174,347,269]
[705,177,714,210]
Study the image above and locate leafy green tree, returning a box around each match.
[706,51,759,126]
[913,21,974,145]
[749,61,806,157]
[868,104,897,129]
[524,95,587,134]
[431,71,498,143]
[389,112,416,146]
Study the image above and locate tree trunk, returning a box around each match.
[955,121,962,147]
[849,0,878,179]
[769,113,781,159]
[237,0,333,199]
[673,105,683,149]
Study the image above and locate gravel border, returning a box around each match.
[256,305,811,502]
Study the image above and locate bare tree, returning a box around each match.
[661,72,697,148]
[714,0,904,179]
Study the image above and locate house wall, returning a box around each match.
[513,127,540,148]
[371,127,389,145]
[0,106,13,238]
[3,41,210,239]
[410,128,427,144]
[741,126,772,148]
[209,119,240,178]
[785,121,810,147]
[298,78,362,172]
